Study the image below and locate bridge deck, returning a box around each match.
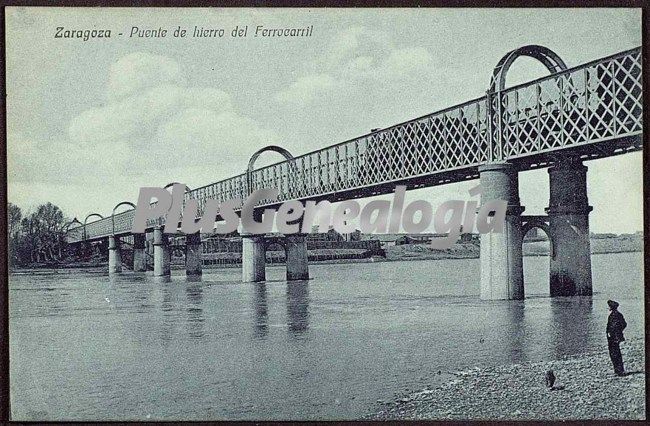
[68,47,642,242]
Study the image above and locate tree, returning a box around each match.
[8,203,22,266]
[8,203,21,236]
[10,202,69,266]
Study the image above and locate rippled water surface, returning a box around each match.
[9,252,644,420]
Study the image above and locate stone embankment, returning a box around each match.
[371,338,645,420]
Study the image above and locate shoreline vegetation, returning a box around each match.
[369,338,645,420]
[9,234,643,272]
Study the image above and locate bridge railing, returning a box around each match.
[68,47,642,242]
[184,95,491,216]
[186,49,642,215]
[495,47,642,159]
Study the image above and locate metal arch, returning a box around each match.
[61,47,642,243]
[161,183,193,227]
[164,182,192,192]
[84,213,104,225]
[247,145,296,173]
[163,183,192,209]
[83,213,104,241]
[521,219,555,260]
[246,145,298,196]
[488,45,568,93]
[111,201,137,235]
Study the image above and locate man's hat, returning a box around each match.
[607,300,620,310]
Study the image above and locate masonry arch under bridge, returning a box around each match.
[521,216,555,297]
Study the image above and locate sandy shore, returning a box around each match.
[370,338,645,420]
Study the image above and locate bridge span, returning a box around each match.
[66,45,642,300]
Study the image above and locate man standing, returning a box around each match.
[606,300,627,376]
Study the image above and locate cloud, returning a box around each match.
[7,132,62,184]
[64,51,276,178]
[8,51,279,215]
[7,132,130,185]
[314,26,391,71]
[155,108,275,166]
[266,26,449,160]
[373,47,434,79]
[274,27,434,106]
[69,84,236,151]
[107,52,184,101]
[274,74,339,104]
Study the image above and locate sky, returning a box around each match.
[5,7,643,234]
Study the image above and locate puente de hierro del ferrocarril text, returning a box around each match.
[65,45,642,300]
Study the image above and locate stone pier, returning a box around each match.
[546,159,593,296]
[108,235,122,274]
[479,162,524,300]
[185,232,202,276]
[285,233,309,281]
[133,233,147,272]
[153,226,171,277]
[242,234,266,282]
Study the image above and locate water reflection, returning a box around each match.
[107,273,144,313]
[154,275,172,284]
[253,283,269,339]
[129,275,153,314]
[549,297,594,358]
[8,253,644,420]
[286,280,310,337]
[185,283,205,339]
[159,283,176,345]
[503,301,527,363]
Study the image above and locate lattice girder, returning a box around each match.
[67,47,642,243]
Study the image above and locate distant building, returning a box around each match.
[395,234,434,245]
[361,234,403,247]
[590,232,617,239]
[306,226,344,242]
[362,233,460,248]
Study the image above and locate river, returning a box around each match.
[9,252,644,420]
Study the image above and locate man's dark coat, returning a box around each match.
[607,309,627,343]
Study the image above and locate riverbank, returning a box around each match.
[10,235,643,271]
[524,234,643,256]
[369,338,645,420]
[384,234,643,261]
